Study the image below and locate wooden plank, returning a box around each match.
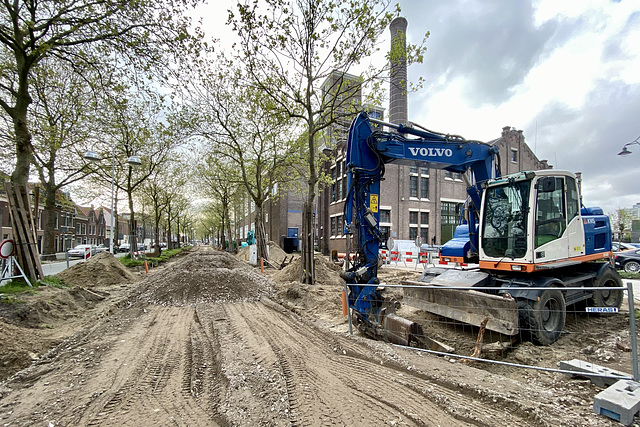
[7,183,37,279]
[4,183,43,279]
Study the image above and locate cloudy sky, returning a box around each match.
[391,0,640,215]
[202,0,639,215]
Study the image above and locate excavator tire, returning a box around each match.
[517,289,566,346]
[590,268,623,310]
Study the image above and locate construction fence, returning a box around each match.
[346,274,640,386]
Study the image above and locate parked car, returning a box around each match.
[614,249,640,273]
[118,243,130,253]
[630,243,640,249]
[612,242,635,252]
[67,244,95,258]
[95,244,109,253]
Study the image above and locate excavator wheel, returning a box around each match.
[517,289,566,346]
[590,268,623,310]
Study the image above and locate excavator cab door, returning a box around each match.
[533,174,583,263]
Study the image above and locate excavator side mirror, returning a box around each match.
[537,177,557,193]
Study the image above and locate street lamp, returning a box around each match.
[618,136,640,156]
[84,147,142,254]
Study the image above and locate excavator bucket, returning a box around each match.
[401,268,519,336]
[382,312,454,352]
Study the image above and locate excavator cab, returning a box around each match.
[478,170,591,272]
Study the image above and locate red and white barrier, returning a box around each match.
[380,248,439,269]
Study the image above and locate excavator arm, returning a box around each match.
[340,112,500,343]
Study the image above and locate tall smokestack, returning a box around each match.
[389,17,408,125]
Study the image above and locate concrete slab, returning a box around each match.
[594,380,640,425]
[559,359,631,388]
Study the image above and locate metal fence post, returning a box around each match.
[627,282,639,381]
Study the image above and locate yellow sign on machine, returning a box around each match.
[370,194,379,213]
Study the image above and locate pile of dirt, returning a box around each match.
[55,251,138,287]
[268,255,347,325]
[0,251,141,380]
[271,255,343,287]
[235,241,290,268]
[131,251,273,306]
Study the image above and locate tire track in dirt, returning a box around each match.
[225,299,563,426]
[72,306,222,427]
[223,300,463,426]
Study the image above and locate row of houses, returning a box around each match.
[0,183,142,256]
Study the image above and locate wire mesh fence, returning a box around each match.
[347,274,639,384]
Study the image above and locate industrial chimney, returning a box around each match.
[389,17,408,125]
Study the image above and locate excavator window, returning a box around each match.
[535,177,567,247]
[482,181,530,258]
[566,177,580,221]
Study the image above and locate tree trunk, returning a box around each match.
[301,201,315,284]
[255,204,268,261]
[41,185,57,260]
[225,206,233,253]
[128,190,137,252]
[153,215,161,257]
[8,88,43,280]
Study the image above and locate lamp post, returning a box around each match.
[84,147,142,254]
[618,136,640,156]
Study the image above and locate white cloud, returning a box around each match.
[393,0,640,214]
[196,0,640,214]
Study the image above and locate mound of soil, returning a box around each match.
[271,255,343,287]
[132,251,273,306]
[56,251,138,287]
[236,241,290,268]
[268,255,347,325]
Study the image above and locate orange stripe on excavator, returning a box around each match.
[439,256,465,265]
[479,252,613,273]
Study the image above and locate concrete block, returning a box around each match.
[559,359,630,387]
[594,380,640,425]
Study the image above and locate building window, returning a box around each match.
[409,166,418,174]
[444,170,453,179]
[420,227,429,243]
[420,212,429,225]
[380,226,390,245]
[409,226,418,240]
[409,211,418,224]
[441,201,464,243]
[511,148,518,162]
[420,177,429,199]
[409,176,418,198]
[337,215,343,236]
[331,217,336,236]
[380,209,391,223]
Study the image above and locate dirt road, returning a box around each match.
[0,249,623,425]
